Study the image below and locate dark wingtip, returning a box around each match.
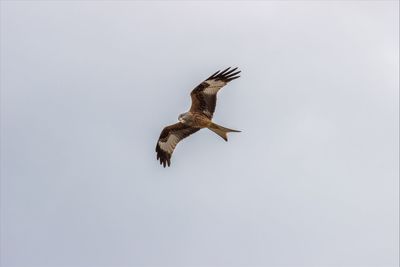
[224,67,238,76]
[227,75,240,82]
[219,67,231,75]
[156,145,172,168]
[208,70,220,79]
[210,67,241,82]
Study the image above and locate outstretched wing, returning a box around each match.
[190,67,241,118]
[155,123,200,167]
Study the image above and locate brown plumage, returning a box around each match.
[156,67,241,167]
[190,67,241,118]
[155,123,199,168]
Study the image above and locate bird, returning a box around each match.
[155,67,241,167]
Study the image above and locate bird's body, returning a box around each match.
[156,67,241,167]
[178,111,212,128]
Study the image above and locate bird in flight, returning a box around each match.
[156,67,241,167]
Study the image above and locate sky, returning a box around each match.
[0,1,399,267]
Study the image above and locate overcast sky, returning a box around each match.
[1,1,399,267]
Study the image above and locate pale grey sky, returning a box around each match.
[1,1,399,267]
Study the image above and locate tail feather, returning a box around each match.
[208,122,241,141]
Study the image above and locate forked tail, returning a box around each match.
[208,122,241,141]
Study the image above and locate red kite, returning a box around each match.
[156,67,241,167]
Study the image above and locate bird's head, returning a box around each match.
[178,112,189,123]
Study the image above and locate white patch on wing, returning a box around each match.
[158,134,180,153]
[203,80,226,95]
